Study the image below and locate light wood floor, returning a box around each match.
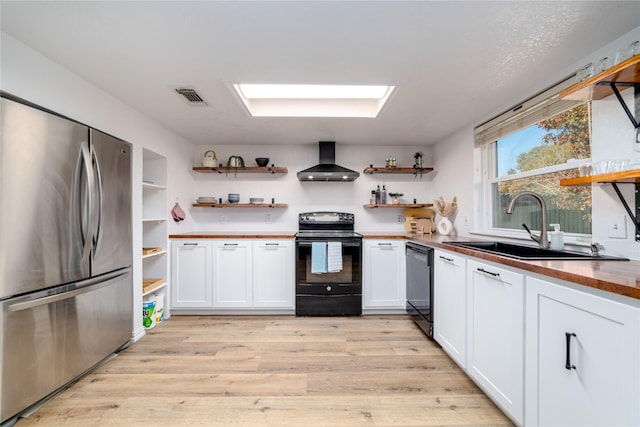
[17,315,512,426]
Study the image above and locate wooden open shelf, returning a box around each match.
[364,203,433,209]
[560,169,640,186]
[559,54,640,101]
[193,166,288,174]
[363,166,433,175]
[193,203,288,208]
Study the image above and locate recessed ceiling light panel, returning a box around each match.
[232,84,394,118]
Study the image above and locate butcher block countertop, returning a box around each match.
[169,231,639,300]
[169,231,296,239]
[406,233,640,301]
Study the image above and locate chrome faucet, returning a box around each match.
[505,191,549,249]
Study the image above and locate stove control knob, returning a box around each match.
[326,286,332,292]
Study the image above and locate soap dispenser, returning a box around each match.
[549,224,564,251]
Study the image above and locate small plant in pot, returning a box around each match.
[389,192,404,204]
[225,155,245,177]
[413,151,424,178]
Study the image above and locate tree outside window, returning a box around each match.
[492,103,592,235]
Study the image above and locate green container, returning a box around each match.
[142,299,156,329]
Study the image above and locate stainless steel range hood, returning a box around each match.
[297,141,360,182]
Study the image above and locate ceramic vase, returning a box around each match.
[437,217,453,235]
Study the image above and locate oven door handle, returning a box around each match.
[296,240,361,247]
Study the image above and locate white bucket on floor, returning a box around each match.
[153,289,165,324]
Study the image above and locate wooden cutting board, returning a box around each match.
[403,207,436,232]
[143,278,165,294]
[143,247,162,256]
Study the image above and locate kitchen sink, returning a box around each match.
[444,241,628,261]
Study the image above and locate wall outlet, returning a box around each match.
[265,214,271,224]
[608,215,626,239]
[463,215,470,228]
[220,215,227,224]
[397,215,404,223]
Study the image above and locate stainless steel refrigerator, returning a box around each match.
[0,94,133,424]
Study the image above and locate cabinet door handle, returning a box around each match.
[477,267,500,278]
[183,243,198,246]
[439,255,454,262]
[265,243,279,246]
[224,243,238,247]
[378,243,392,246]
[565,332,577,370]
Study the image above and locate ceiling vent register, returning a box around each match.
[175,88,207,104]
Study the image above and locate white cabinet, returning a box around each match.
[363,239,406,310]
[467,259,524,426]
[433,249,467,369]
[213,240,253,308]
[171,240,212,308]
[171,238,295,312]
[253,239,294,308]
[525,276,640,427]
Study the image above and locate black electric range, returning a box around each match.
[295,212,362,316]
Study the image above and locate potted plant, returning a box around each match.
[225,155,245,177]
[413,151,424,178]
[389,192,404,204]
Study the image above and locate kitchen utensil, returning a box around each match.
[255,157,269,167]
[197,196,217,203]
[202,150,217,167]
[171,202,185,221]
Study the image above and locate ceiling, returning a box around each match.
[2,1,639,146]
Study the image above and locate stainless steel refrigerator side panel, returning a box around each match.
[0,268,132,423]
[0,97,90,298]
[88,129,133,275]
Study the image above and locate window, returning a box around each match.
[475,77,592,238]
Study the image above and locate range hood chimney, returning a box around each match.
[297,141,360,182]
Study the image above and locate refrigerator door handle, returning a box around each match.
[8,269,129,312]
[91,142,104,257]
[78,143,95,262]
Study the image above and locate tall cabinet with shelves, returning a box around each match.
[142,148,169,325]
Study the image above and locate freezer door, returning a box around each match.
[0,268,132,423]
[0,97,90,298]
[89,129,132,275]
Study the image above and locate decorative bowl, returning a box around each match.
[249,198,264,204]
[228,193,240,203]
[255,157,269,167]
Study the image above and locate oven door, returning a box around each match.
[295,238,362,316]
[295,238,362,286]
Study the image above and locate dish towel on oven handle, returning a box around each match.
[327,241,343,272]
[311,241,328,274]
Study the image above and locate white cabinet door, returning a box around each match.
[467,259,524,426]
[525,277,640,427]
[253,239,294,308]
[171,241,212,308]
[433,249,467,369]
[212,240,253,307]
[363,240,406,309]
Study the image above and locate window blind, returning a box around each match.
[474,75,583,147]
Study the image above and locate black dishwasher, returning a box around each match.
[406,242,434,338]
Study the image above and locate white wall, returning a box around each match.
[190,144,434,232]
[1,33,196,338]
[432,26,640,260]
